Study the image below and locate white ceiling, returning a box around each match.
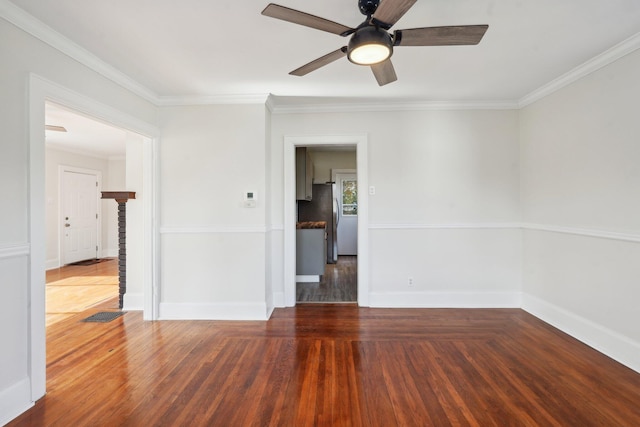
[11,1,640,157]
[45,103,127,159]
[10,0,640,102]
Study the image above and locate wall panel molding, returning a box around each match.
[523,223,640,243]
[369,223,521,230]
[0,244,30,259]
[160,225,267,234]
[368,222,640,244]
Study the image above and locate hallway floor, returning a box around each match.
[296,256,357,303]
[45,259,119,326]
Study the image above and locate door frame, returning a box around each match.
[28,74,160,400]
[283,134,369,307]
[59,166,102,266]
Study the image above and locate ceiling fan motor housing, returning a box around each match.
[358,0,380,16]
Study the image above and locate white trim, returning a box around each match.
[519,32,640,107]
[369,223,521,230]
[522,294,640,374]
[29,74,161,402]
[272,291,285,307]
[45,258,59,270]
[160,225,267,234]
[283,134,369,308]
[123,292,144,311]
[31,75,158,137]
[156,93,270,106]
[0,378,33,427]
[523,223,640,243]
[0,244,30,259]
[159,302,270,321]
[369,291,522,308]
[0,0,157,104]
[367,222,640,244]
[268,98,518,114]
[296,275,320,283]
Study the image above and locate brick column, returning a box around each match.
[117,201,127,309]
[101,191,136,310]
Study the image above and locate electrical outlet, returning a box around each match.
[408,276,414,287]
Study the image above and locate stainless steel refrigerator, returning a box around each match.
[298,183,338,264]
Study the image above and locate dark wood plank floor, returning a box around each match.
[9,290,640,426]
[297,255,357,302]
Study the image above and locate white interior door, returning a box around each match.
[62,170,98,264]
[335,172,358,255]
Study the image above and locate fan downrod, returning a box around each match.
[358,0,379,16]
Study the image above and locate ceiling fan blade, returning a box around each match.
[372,0,417,28]
[290,47,348,76]
[371,59,397,86]
[395,25,489,46]
[262,3,353,36]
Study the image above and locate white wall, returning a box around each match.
[0,16,156,425]
[158,104,270,320]
[520,48,640,371]
[309,150,357,184]
[105,157,126,257]
[270,109,522,307]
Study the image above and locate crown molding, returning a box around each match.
[267,98,519,114]
[156,93,271,106]
[518,31,640,108]
[5,0,640,110]
[0,0,159,104]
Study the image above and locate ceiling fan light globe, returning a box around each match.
[349,43,391,65]
[347,25,393,65]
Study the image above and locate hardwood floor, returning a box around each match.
[45,258,119,325]
[9,301,640,425]
[297,256,357,302]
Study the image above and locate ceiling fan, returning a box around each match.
[262,0,488,86]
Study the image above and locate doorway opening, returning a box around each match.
[44,102,127,326]
[295,147,358,303]
[29,75,159,400]
[283,134,369,307]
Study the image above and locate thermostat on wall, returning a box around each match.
[243,191,257,208]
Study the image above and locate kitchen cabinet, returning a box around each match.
[296,222,326,276]
[296,147,313,201]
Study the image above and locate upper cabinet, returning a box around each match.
[296,147,313,201]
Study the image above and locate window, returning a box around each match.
[342,179,357,215]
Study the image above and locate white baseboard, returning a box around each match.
[296,275,320,283]
[159,302,270,320]
[272,291,285,307]
[368,291,522,308]
[102,248,118,258]
[45,258,59,270]
[123,292,144,311]
[522,293,640,374]
[0,378,33,426]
